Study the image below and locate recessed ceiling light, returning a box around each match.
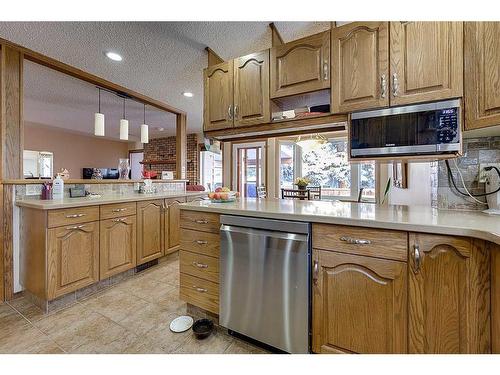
[105,51,123,62]
[182,92,194,98]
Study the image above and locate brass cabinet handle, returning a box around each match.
[193,286,208,293]
[413,244,421,274]
[112,218,127,222]
[392,73,399,97]
[196,240,208,245]
[66,224,85,230]
[66,213,86,218]
[323,60,329,80]
[313,260,319,285]
[112,208,127,213]
[195,220,208,224]
[339,236,371,245]
[381,74,387,98]
[234,105,239,119]
[192,261,208,269]
[228,105,233,120]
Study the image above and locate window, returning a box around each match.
[278,137,376,202]
[200,151,222,191]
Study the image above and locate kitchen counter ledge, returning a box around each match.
[180,198,500,246]
[16,191,206,210]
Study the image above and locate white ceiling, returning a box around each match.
[0,22,331,138]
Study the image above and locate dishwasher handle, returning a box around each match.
[220,224,308,242]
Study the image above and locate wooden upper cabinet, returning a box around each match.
[464,22,500,130]
[312,250,407,354]
[233,51,270,127]
[270,31,330,98]
[47,222,99,299]
[408,233,490,354]
[136,200,164,265]
[99,216,136,279]
[389,21,463,106]
[331,22,389,113]
[203,60,234,131]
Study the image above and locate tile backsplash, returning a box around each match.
[15,181,186,200]
[434,136,500,210]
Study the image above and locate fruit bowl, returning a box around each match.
[207,189,239,203]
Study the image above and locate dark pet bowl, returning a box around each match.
[192,318,214,340]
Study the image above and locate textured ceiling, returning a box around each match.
[0,22,331,139]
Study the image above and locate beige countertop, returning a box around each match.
[180,198,500,245]
[16,191,207,210]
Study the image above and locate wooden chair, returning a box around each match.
[281,188,310,200]
[257,185,267,198]
[308,186,322,200]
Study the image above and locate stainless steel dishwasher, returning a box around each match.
[219,215,310,354]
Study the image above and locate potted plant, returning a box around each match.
[294,177,310,190]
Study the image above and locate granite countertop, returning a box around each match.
[16,191,207,210]
[180,198,500,245]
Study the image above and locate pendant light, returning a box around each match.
[119,97,129,141]
[141,103,149,144]
[94,88,105,136]
[295,133,327,151]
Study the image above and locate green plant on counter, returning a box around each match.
[381,177,392,204]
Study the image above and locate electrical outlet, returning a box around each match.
[25,184,42,196]
[479,163,500,183]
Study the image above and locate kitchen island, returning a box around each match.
[178,198,500,354]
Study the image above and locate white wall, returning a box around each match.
[383,162,432,206]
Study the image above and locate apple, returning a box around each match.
[208,192,215,199]
[220,193,229,200]
[213,193,221,200]
[215,187,222,193]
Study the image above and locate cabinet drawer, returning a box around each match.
[48,206,100,228]
[312,224,408,261]
[100,202,136,220]
[180,210,220,233]
[180,250,219,283]
[180,229,220,258]
[180,273,219,315]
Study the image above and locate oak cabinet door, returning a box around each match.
[331,22,389,113]
[408,233,490,353]
[389,21,463,105]
[136,200,164,265]
[270,31,330,98]
[203,60,234,131]
[233,50,270,127]
[166,197,186,254]
[47,222,99,299]
[100,216,136,279]
[312,250,407,354]
[464,22,500,130]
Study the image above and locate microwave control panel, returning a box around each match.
[436,108,459,144]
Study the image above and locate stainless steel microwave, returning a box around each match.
[349,99,461,159]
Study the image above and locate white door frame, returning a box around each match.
[232,141,267,195]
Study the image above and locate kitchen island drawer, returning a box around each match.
[180,210,220,233]
[100,202,136,220]
[180,273,219,315]
[312,224,408,261]
[48,206,100,228]
[180,250,219,283]
[180,229,220,257]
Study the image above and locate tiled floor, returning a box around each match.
[0,255,267,354]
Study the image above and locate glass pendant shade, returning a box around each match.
[94,113,105,136]
[141,124,149,144]
[120,119,129,140]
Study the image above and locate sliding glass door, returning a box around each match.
[232,142,266,198]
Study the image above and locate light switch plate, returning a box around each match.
[25,184,42,196]
[479,163,500,183]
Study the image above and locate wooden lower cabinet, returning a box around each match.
[165,197,186,254]
[99,216,136,279]
[312,249,407,354]
[47,221,99,299]
[136,200,164,265]
[408,233,490,353]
